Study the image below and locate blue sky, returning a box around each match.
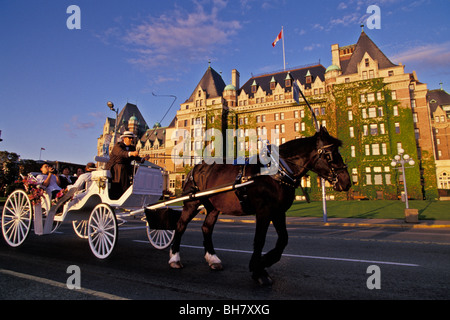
[1,0,449,165]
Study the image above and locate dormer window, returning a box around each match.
[251,80,257,93]
[305,70,312,84]
[285,73,292,88]
[270,76,276,90]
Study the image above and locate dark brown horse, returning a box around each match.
[169,126,351,285]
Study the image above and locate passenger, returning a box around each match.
[59,166,74,189]
[36,163,61,199]
[105,131,149,199]
[67,162,96,192]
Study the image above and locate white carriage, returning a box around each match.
[1,162,180,259]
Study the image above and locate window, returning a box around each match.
[351,146,356,157]
[377,92,383,100]
[367,93,375,102]
[370,124,378,136]
[372,144,380,155]
[280,112,285,120]
[380,123,385,134]
[393,106,399,116]
[294,110,299,118]
[362,109,367,119]
[391,91,397,100]
[362,71,367,79]
[365,58,370,67]
[294,122,299,131]
[388,70,394,77]
[352,168,358,184]
[348,110,353,121]
[368,107,377,118]
[301,122,306,131]
[381,143,387,155]
[415,128,420,140]
[347,97,352,106]
[275,113,279,121]
[360,94,366,103]
[363,125,368,136]
[374,174,382,185]
[378,107,384,117]
[369,70,374,79]
[300,110,305,118]
[365,144,370,155]
[349,127,354,138]
[281,124,285,133]
[395,122,401,134]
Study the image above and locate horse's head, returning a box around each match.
[312,127,351,192]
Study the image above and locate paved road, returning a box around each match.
[1,215,449,305]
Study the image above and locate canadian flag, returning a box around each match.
[272,29,283,47]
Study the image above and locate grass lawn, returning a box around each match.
[1,196,448,221]
[287,200,450,221]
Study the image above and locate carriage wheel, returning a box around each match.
[88,204,118,259]
[146,227,175,250]
[73,220,88,239]
[1,190,33,247]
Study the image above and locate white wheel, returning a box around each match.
[2,190,33,247]
[146,227,175,250]
[73,220,88,239]
[88,204,118,259]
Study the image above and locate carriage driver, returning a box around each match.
[105,131,149,199]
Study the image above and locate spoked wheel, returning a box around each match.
[2,190,33,247]
[73,220,88,239]
[88,204,118,259]
[146,227,175,250]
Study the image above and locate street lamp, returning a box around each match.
[391,148,415,209]
[107,101,119,145]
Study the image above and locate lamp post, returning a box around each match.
[107,101,119,145]
[391,148,415,209]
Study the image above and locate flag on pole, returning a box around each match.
[272,29,283,47]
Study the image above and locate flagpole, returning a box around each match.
[282,26,286,71]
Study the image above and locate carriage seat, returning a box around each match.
[90,170,111,179]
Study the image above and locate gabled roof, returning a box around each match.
[116,103,148,134]
[427,89,450,113]
[240,64,326,98]
[186,67,226,103]
[342,31,397,75]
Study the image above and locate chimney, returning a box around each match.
[232,69,240,89]
[331,44,340,68]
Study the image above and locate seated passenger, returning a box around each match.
[105,131,149,199]
[67,162,96,192]
[59,166,74,189]
[36,163,61,199]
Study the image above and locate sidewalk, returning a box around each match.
[200,215,450,229]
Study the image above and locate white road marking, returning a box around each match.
[0,269,130,300]
[133,241,420,267]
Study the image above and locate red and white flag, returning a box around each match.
[272,29,283,47]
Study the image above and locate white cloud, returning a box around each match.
[390,42,450,69]
[123,1,241,69]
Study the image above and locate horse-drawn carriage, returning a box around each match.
[1,159,254,259]
[2,126,351,285]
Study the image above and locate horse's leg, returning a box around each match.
[249,214,272,286]
[261,211,288,268]
[201,201,222,270]
[169,200,200,269]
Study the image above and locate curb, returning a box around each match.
[193,216,450,229]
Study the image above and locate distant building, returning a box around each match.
[427,89,450,190]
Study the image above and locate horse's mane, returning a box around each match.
[279,131,343,158]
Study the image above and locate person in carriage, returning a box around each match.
[105,131,149,199]
[36,162,61,199]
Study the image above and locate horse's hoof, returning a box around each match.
[169,261,184,269]
[252,271,273,286]
[209,263,223,271]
